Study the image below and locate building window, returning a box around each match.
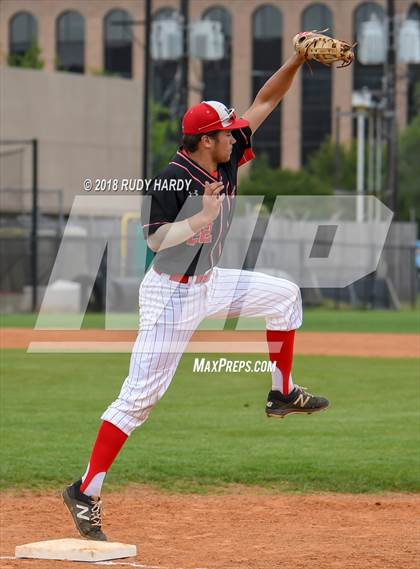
[152,8,179,108]
[407,3,420,122]
[252,5,282,168]
[56,11,85,73]
[202,7,232,107]
[9,11,37,57]
[104,9,132,78]
[353,2,385,92]
[301,4,333,165]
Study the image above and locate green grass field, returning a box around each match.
[1,307,419,333]
[1,350,418,494]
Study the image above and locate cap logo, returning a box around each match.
[182,100,248,134]
[197,101,237,132]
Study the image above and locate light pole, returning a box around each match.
[386,0,398,218]
[143,0,152,179]
[179,0,189,119]
[356,109,366,222]
[352,89,374,222]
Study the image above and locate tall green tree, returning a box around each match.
[239,154,331,211]
[150,102,180,176]
[398,114,420,222]
[305,138,358,193]
[411,81,420,119]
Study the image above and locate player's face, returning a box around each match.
[213,130,236,163]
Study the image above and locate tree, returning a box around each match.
[150,101,180,176]
[411,81,420,119]
[8,40,44,69]
[398,114,420,222]
[305,138,358,193]
[239,154,331,211]
[240,119,419,222]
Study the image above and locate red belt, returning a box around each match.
[154,268,212,284]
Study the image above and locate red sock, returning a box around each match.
[80,421,128,495]
[266,330,296,396]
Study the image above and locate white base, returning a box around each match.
[15,538,137,562]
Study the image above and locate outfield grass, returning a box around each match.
[0,350,418,493]
[1,307,419,333]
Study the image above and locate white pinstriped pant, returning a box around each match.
[101,267,302,435]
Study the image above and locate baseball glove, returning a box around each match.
[293,29,356,68]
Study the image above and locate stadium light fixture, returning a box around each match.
[358,14,386,65]
[358,12,420,65]
[398,19,420,63]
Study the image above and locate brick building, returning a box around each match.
[0,0,419,172]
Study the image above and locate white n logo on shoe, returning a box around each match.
[76,504,90,521]
[294,394,310,407]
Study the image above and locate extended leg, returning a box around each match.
[64,271,205,539]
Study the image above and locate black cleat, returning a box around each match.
[63,480,107,541]
[266,385,330,419]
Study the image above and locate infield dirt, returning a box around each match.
[1,329,418,358]
[0,487,419,569]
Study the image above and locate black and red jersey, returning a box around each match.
[141,126,254,276]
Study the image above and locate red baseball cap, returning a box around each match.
[182,101,249,135]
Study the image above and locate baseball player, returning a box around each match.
[63,31,354,540]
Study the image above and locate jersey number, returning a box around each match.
[187,223,213,246]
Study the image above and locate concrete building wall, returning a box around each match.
[0,66,142,213]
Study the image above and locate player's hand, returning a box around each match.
[202,181,225,222]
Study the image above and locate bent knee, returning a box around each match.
[289,281,301,303]
[269,279,302,330]
[277,279,301,305]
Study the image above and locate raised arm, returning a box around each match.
[242,53,304,134]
